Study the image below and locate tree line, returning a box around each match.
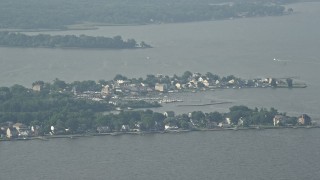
[0,32,151,49]
[0,0,288,29]
[0,85,111,131]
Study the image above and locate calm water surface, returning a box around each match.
[1,2,320,180]
[1,129,320,180]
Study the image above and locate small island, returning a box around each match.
[0,71,313,141]
[0,31,152,49]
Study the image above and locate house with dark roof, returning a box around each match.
[298,114,311,126]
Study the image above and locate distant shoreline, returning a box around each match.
[0,32,152,49]
[1,125,318,142]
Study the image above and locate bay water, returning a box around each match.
[1,2,320,179]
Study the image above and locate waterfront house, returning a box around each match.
[202,80,210,87]
[218,118,232,128]
[6,127,18,139]
[298,114,311,125]
[50,126,55,135]
[238,117,244,127]
[31,125,41,136]
[121,125,130,132]
[273,115,289,126]
[225,118,232,125]
[13,123,30,136]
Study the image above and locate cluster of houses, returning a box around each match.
[273,114,314,126]
[33,73,302,106]
[0,122,40,140]
[124,112,314,132]
[0,112,315,140]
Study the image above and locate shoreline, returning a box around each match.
[1,125,318,142]
[0,13,291,33]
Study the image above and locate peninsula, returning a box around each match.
[0,32,151,49]
[0,71,313,141]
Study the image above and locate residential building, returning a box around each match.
[32,84,42,92]
[298,114,311,125]
[155,83,167,92]
[6,127,18,139]
[273,115,289,126]
[121,125,130,132]
[101,85,110,96]
[12,123,29,136]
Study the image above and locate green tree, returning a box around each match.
[0,87,12,101]
[114,74,128,81]
[66,118,79,132]
[52,78,67,90]
[206,111,223,123]
[141,114,155,130]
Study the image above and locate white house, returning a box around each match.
[155,83,167,92]
[32,84,42,92]
[218,118,232,128]
[121,125,130,132]
[175,83,182,89]
[273,115,289,126]
[6,127,18,139]
[101,85,110,96]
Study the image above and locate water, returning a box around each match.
[1,129,320,180]
[1,2,320,179]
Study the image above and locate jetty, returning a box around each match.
[177,101,232,107]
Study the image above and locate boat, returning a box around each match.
[115,107,122,111]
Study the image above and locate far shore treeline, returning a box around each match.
[0,31,151,49]
[0,0,290,30]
